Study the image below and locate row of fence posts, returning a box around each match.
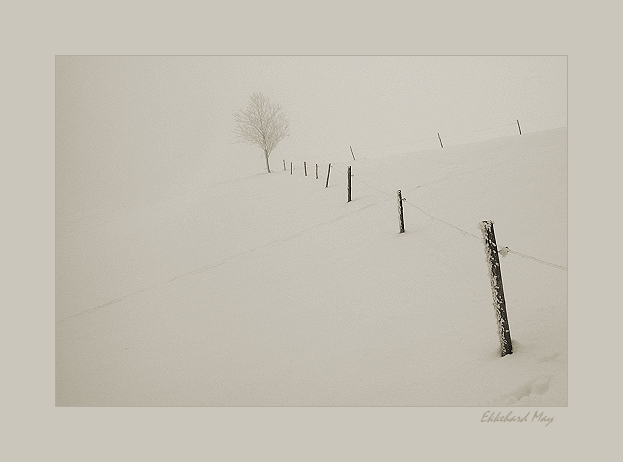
[284,160,327,183]
[284,160,330,187]
[282,121,524,172]
[282,158,513,357]
[436,120,523,148]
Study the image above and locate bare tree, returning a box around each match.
[234,92,290,173]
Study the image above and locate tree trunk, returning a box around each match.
[264,150,271,173]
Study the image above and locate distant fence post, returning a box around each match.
[516,119,522,135]
[347,166,352,202]
[304,161,307,176]
[479,220,513,357]
[350,146,356,161]
[397,190,405,233]
[316,163,318,179]
[325,163,331,188]
[283,160,286,171]
[438,133,443,148]
[290,162,293,175]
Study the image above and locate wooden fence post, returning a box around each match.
[325,163,331,188]
[350,146,356,161]
[347,166,352,202]
[304,161,307,176]
[438,133,444,148]
[283,159,286,171]
[316,163,318,179]
[516,119,522,135]
[290,162,293,175]
[479,220,513,357]
[397,190,405,233]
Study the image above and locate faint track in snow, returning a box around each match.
[404,158,513,194]
[56,196,390,325]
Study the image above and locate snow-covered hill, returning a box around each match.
[56,128,567,406]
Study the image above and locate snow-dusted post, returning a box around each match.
[316,164,318,179]
[290,162,293,175]
[325,163,331,188]
[350,146,356,161]
[479,220,512,357]
[397,190,405,233]
[438,133,444,148]
[304,161,307,176]
[516,119,522,135]
[347,166,352,202]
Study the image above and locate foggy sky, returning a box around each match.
[56,56,567,219]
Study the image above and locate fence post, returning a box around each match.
[347,166,352,202]
[316,163,318,179]
[283,159,286,171]
[325,163,331,188]
[516,119,522,135]
[290,162,293,175]
[438,133,443,148]
[304,162,307,176]
[397,190,405,233]
[350,146,356,161]
[479,220,513,357]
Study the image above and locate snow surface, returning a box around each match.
[56,128,567,406]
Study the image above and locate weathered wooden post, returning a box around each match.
[347,166,352,202]
[325,163,331,188]
[283,159,286,171]
[397,190,405,233]
[350,146,356,161]
[290,162,293,175]
[516,119,522,135]
[479,220,513,357]
[316,163,318,179]
[438,133,444,148]
[304,161,307,176]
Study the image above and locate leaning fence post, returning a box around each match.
[397,190,405,233]
[438,132,444,148]
[325,163,331,188]
[479,220,513,357]
[347,166,352,202]
[283,160,286,171]
[304,161,307,176]
[516,119,522,135]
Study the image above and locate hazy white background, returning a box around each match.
[56,56,566,221]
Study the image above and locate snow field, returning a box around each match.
[56,128,567,406]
